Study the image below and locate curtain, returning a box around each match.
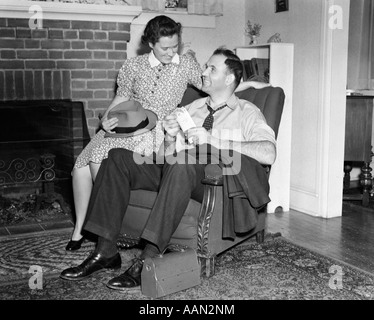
[347,0,374,90]
[187,0,223,16]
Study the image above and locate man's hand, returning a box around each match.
[163,114,181,138]
[187,127,214,146]
[101,117,118,133]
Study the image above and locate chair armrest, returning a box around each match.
[201,163,271,187]
[201,164,223,186]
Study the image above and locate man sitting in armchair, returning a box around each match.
[60,47,276,291]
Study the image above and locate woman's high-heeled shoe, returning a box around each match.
[65,237,85,251]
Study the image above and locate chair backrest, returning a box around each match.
[179,85,285,139]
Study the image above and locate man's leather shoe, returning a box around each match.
[106,258,143,290]
[60,252,121,281]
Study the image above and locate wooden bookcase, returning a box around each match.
[236,43,294,213]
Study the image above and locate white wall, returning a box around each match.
[245,0,323,197]
[245,0,350,218]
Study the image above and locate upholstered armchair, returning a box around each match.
[118,85,285,277]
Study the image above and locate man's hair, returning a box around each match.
[213,47,243,88]
[141,15,182,46]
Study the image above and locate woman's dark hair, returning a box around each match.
[141,15,182,46]
[213,47,243,88]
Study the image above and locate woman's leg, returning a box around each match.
[71,166,93,240]
[89,162,101,182]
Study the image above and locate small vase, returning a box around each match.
[250,35,258,45]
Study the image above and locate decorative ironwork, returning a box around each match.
[0,154,55,186]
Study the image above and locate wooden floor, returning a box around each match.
[266,202,374,274]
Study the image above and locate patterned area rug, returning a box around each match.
[1,231,374,300]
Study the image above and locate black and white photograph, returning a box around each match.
[0,0,373,309]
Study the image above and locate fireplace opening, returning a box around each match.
[0,100,90,227]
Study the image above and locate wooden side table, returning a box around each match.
[343,96,374,206]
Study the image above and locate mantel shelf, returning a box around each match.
[0,0,142,23]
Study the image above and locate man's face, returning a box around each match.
[201,54,229,95]
[149,34,179,65]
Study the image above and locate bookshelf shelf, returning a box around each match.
[236,43,294,213]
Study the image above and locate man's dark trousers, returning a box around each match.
[83,148,205,252]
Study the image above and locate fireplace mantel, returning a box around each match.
[0,0,142,23]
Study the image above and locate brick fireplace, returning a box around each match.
[0,2,142,136]
[0,1,142,226]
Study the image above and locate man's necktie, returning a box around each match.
[202,104,227,131]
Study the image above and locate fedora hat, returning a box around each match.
[104,100,158,138]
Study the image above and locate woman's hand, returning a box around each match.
[100,95,129,133]
[101,117,118,133]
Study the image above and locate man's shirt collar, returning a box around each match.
[149,51,180,68]
[205,93,238,110]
